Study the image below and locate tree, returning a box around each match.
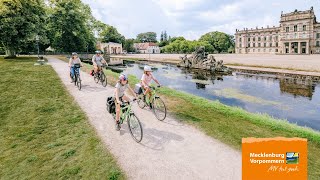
[123,38,135,52]
[160,31,164,42]
[169,36,186,43]
[199,31,234,53]
[47,0,96,52]
[0,0,46,57]
[162,39,214,54]
[100,25,125,44]
[163,31,168,41]
[136,32,157,43]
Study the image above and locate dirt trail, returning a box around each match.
[48,57,241,180]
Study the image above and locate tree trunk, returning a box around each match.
[4,47,16,59]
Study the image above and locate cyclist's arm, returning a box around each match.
[128,86,137,98]
[115,88,120,104]
[68,58,72,67]
[92,56,97,66]
[151,76,161,86]
[79,58,83,67]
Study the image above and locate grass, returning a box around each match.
[226,63,320,73]
[64,58,320,179]
[0,57,125,179]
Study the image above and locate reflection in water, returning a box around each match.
[280,78,315,100]
[119,60,320,131]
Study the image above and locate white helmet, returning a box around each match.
[144,65,152,72]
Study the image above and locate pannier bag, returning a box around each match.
[134,83,143,94]
[106,96,115,114]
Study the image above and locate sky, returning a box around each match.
[82,0,320,40]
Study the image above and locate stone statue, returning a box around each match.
[178,46,232,74]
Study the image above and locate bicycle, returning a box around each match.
[137,85,167,121]
[93,64,107,87]
[69,63,82,90]
[111,99,143,143]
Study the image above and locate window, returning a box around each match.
[253,43,256,47]
[294,25,297,32]
[253,37,256,41]
[269,36,272,41]
[275,49,278,52]
[239,38,242,42]
[258,37,261,41]
[276,42,278,47]
[258,43,261,47]
[286,27,289,32]
[248,37,250,41]
[248,43,250,47]
[264,37,267,41]
[303,25,306,31]
[317,41,320,47]
[276,36,278,41]
[240,43,242,48]
[270,43,272,47]
[317,33,320,39]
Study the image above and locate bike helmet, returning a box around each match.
[119,74,128,81]
[95,50,101,54]
[72,52,78,56]
[144,65,152,72]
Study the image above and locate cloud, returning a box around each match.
[82,0,320,40]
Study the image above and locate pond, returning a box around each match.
[108,58,320,131]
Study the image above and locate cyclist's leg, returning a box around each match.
[70,67,75,82]
[122,95,130,103]
[94,65,98,73]
[115,99,121,122]
[75,67,80,76]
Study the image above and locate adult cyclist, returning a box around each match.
[68,52,83,82]
[92,50,107,74]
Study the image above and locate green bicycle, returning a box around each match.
[137,86,167,121]
[111,99,143,143]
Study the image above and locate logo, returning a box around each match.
[286,152,299,164]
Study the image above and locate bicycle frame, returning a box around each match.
[119,102,133,124]
[145,86,157,105]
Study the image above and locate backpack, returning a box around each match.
[106,96,115,114]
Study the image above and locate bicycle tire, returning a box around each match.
[101,72,107,87]
[152,97,167,121]
[137,94,145,109]
[94,73,99,83]
[127,113,143,143]
[76,75,81,90]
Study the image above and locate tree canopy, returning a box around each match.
[99,25,125,44]
[199,31,234,53]
[136,32,157,43]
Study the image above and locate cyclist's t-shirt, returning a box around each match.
[92,55,105,65]
[141,73,155,86]
[114,82,128,97]
[69,58,81,66]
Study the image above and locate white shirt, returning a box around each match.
[141,73,155,86]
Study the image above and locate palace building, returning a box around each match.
[235,7,320,54]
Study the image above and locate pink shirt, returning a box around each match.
[141,74,154,86]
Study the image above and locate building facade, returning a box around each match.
[96,42,123,54]
[133,42,160,54]
[235,7,320,54]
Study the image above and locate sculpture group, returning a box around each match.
[178,46,232,73]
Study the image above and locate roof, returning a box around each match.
[134,43,158,50]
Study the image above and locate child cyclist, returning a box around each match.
[68,52,83,83]
[140,66,161,102]
[114,74,137,131]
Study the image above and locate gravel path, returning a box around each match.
[48,57,241,180]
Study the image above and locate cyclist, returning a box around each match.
[92,50,107,74]
[68,52,83,83]
[140,65,161,102]
[114,74,137,130]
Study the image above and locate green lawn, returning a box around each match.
[68,58,320,179]
[0,57,124,179]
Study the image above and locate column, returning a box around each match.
[306,41,309,54]
[282,43,285,54]
[298,42,301,54]
[288,42,292,54]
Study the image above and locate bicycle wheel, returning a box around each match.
[76,75,81,90]
[94,73,99,83]
[152,97,167,121]
[127,113,143,143]
[101,72,107,87]
[137,94,145,109]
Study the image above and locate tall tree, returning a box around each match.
[163,31,168,41]
[199,31,234,53]
[0,0,46,57]
[123,38,135,52]
[100,25,125,44]
[160,31,164,42]
[47,0,95,52]
[136,32,157,43]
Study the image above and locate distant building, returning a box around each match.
[96,42,123,54]
[235,7,320,54]
[133,42,160,54]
